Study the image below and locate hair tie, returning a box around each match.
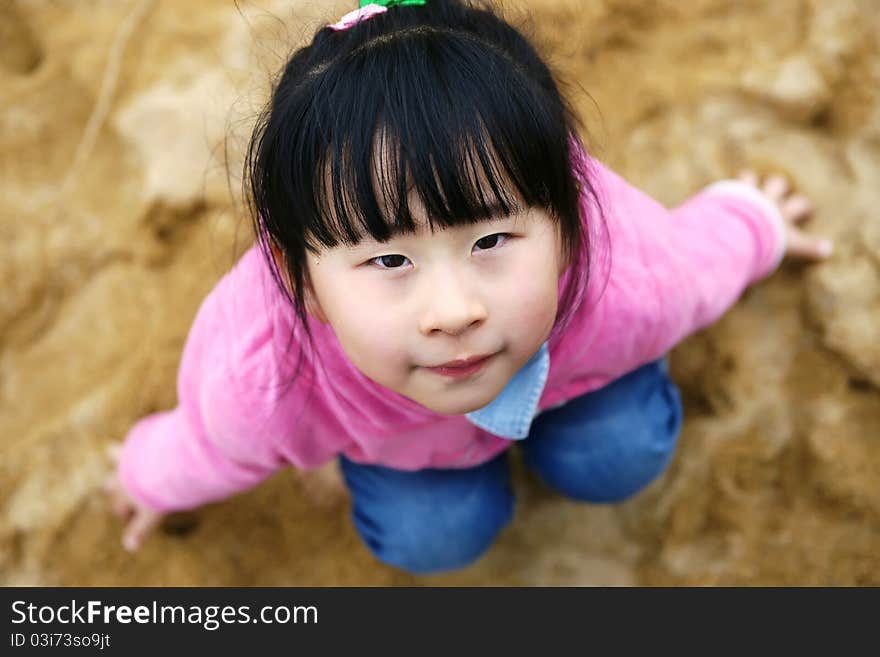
[360,0,427,7]
[328,0,426,32]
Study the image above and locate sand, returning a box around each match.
[1,0,878,585]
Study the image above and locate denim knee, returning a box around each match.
[339,453,514,575]
[523,358,682,503]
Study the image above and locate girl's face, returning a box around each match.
[303,197,566,415]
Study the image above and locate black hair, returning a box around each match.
[243,0,605,391]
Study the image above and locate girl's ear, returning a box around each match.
[302,278,328,324]
[555,225,571,278]
[269,242,292,290]
[270,242,328,323]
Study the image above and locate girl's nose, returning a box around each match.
[418,269,488,336]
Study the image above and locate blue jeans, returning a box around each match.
[339,358,683,575]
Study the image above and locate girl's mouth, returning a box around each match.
[426,354,495,378]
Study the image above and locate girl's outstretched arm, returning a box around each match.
[559,157,831,387]
[103,442,165,552]
[105,247,349,550]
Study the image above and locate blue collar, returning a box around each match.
[464,341,550,440]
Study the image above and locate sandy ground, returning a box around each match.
[1,0,878,585]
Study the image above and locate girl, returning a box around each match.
[104,0,831,575]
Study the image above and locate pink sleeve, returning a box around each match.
[116,249,338,513]
[567,159,786,382]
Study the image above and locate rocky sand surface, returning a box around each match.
[1,0,878,585]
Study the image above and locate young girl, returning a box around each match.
[104,0,831,575]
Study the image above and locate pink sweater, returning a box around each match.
[118,157,785,513]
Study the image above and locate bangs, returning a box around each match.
[279,26,573,250]
[246,0,603,385]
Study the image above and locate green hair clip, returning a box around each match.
[359,0,427,7]
[330,1,425,31]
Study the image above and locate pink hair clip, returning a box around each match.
[328,3,388,31]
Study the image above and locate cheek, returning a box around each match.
[516,284,559,342]
[321,281,410,367]
[498,253,560,333]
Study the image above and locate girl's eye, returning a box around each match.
[369,254,410,269]
[473,233,510,252]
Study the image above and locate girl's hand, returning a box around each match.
[738,170,833,261]
[102,442,166,552]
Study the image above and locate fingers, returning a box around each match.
[100,440,164,552]
[738,171,800,212]
[102,443,129,517]
[738,169,758,186]
[781,194,812,223]
[737,170,795,207]
[123,510,162,552]
[101,467,128,514]
[737,168,833,262]
[762,174,789,203]
[105,484,134,518]
[786,227,834,260]
[105,442,122,463]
